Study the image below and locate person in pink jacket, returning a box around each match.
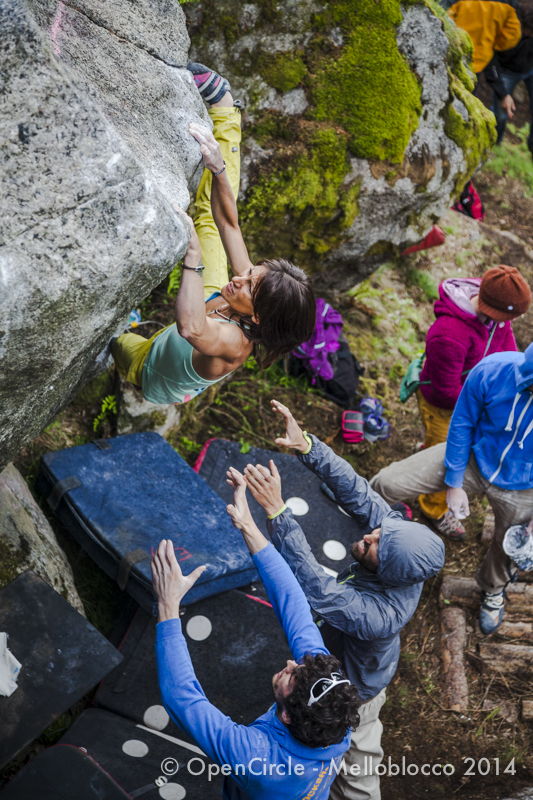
[416,264,531,540]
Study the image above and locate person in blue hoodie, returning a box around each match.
[371,343,533,636]
[151,470,361,800]
[241,399,445,800]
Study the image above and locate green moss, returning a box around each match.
[306,0,421,163]
[444,73,497,191]
[240,118,359,266]
[259,52,307,92]
[425,0,476,92]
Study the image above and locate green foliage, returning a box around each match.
[167,263,181,297]
[407,268,439,300]
[93,395,117,432]
[174,435,202,457]
[239,439,252,454]
[483,124,533,196]
[308,0,421,163]
[260,52,307,92]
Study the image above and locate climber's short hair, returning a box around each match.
[240,258,315,368]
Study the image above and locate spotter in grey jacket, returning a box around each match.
[267,436,445,701]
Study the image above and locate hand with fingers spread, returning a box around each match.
[189,122,225,174]
[151,539,206,622]
[271,399,309,452]
[225,467,269,554]
[244,460,285,518]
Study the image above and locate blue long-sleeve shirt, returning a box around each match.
[444,348,533,489]
[156,544,351,800]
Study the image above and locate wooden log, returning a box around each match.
[498,621,533,642]
[440,576,533,618]
[522,700,533,721]
[440,607,469,711]
[478,643,533,675]
[481,513,495,542]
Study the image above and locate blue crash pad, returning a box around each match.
[36,433,258,611]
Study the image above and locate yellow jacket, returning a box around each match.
[449,0,522,72]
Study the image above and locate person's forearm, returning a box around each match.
[210,172,249,276]
[240,519,269,555]
[299,435,388,531]
[175,266,207,340]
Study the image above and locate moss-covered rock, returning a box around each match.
[187,0,495,279]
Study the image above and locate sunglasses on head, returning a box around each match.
[308,672,350,707]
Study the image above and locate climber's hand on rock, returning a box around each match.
[189,123,224,173]
[173,206,202,262]
[446,486,470,520]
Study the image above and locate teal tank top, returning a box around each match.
[141,294,239,404]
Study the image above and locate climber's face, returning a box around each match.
[222,264,268,321]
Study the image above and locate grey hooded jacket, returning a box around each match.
[267,436,445,702]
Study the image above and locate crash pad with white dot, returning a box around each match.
[196,439,364,572]
[60,709,219,800]
[322,540,347,561]
[186,615,212,642]
[94,591,292,732]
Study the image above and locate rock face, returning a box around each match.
[0,463,85,614]
[187,0,496,284]
[0,0,208,471]
[116,377,181,437]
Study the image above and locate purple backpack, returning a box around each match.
[292,299,344,381]
[289,299,364,408]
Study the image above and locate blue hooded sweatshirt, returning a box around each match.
[267,436,445,702]
[445,343,533,490]
[156,544,351,800]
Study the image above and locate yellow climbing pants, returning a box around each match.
[416,390,453,519]
[194,105,242,298]
[113,105,242,386]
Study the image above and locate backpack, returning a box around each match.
[288,298,364,408]
[452,179,485,221]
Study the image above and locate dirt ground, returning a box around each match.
[4,80,533,799]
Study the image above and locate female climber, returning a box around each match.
[113,64,316,405]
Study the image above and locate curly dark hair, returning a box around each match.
[520,2,533,35]
[237,258,315,368]
[283,653,361,749]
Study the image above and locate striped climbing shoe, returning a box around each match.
[187,62,231,106]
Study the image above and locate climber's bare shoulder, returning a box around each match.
[182,317,253,380]
[191,320,252,379]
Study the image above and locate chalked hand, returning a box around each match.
[271,399,309,453]
[151,539,206,622]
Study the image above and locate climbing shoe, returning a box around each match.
[479,591,505,635]
[187,62,231,106]
[425,510,466,541]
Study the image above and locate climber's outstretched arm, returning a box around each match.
[189,122,254,277]
[173,210,247,360]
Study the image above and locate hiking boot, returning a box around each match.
[479,591,505,635]
[426,510,466,541]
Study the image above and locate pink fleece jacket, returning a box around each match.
[419,278,517,410]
